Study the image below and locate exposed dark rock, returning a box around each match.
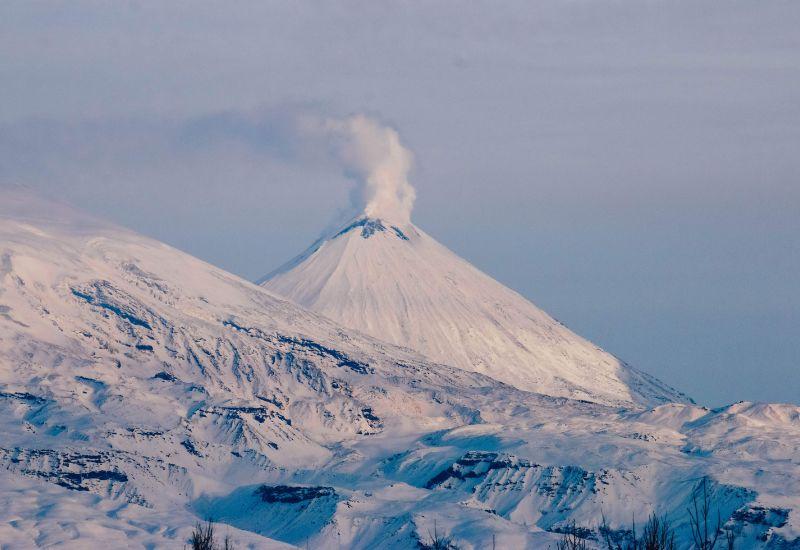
[332,218,386,240]
[57,470,128,491]
[125,427,164,437]
[198,405,292,426]
[75,376,104,387]
[181,439,202,457]
[732,505,789,528]
[549,523,595,540]
[256,484,337,504]
[275,334,372,374]
[361,407,381,425]
[71,283,152,329]
[0,391,47,405]
[224,320,374,376]
[360,219,386,238]
[256,395,286,409]
[152,371,177,382]
[0,448,139,497]
[391,226,410,240]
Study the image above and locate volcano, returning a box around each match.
[260,215,687,408]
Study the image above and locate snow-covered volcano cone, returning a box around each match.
[260,214,687,408]
[261,115,686,407]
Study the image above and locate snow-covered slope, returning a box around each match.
[261,216,686,408]
[1,190,798,549]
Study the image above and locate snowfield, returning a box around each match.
[0,189,798,548]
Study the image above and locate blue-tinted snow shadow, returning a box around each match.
[192,483,339,545]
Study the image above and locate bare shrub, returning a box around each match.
[556,525,589,550]
[601,512,676,550]
[688,477,722,550]
[420,520,459,550]
[188,520,234,550]
[597,479,735,550]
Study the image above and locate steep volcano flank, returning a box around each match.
[261,215,689,408]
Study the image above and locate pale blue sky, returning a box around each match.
[1,1,798,406]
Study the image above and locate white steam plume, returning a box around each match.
[305,114,416,225]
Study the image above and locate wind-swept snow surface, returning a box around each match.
[262,215,687,408]
[1,189,799,548]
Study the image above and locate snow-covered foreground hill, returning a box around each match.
[1,190,798,548]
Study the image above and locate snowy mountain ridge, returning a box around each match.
[0,190,798,548]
